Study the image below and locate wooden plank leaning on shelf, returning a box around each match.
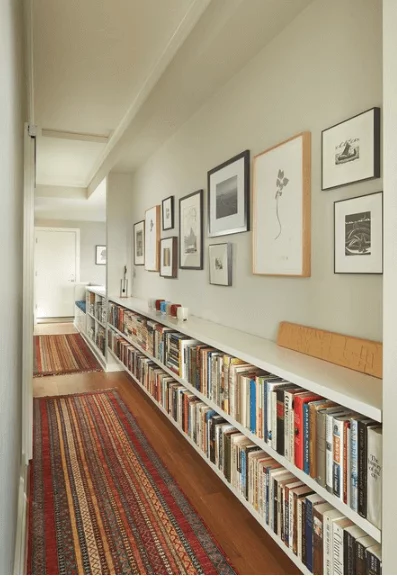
[277,322,382,379]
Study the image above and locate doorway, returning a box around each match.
[34,227,80,320]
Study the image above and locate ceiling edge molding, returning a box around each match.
[86,0,212,196]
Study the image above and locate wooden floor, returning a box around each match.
[33,336,299,575]
[34,322,78,335]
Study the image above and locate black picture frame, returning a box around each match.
[321,107,381,191]
[207,149,250,237]
[95,245,106,265]
[333,191,383,275]
[179,189,204,270]
[133,220,145,266]
[162,195,174,231]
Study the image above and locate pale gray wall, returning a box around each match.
[129,0,383,342]
[35,219,106,285]
[0,0,25,572]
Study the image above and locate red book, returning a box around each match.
[294,392,322,470]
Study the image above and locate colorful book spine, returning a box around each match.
[303,403,310,475]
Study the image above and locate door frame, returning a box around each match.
[34,227,81,320]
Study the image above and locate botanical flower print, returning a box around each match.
[275,169,289,240]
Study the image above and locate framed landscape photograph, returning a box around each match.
[179,189,203,270]
[144,205,160,271]
[207,150,250,237]
[322,107,381,191]
[95,245,106,265]
[162,195,174,231]
[253,132,311,277]
[160,237,177,278]
[133,220,145,266]
[334,191,383,274]
[209,243,232,286]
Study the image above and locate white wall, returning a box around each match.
[128,0,382,342]
[35,219,107,285]
[0,0,25,573]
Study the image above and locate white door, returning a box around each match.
[35,229,79,318]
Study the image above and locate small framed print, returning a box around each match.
[145,205,160,271]
[162,195,174,230]
[208,150,250,237]
[322,107,381,191]
[334,191,383,274]
[160,237,177,278]
[209,243,232,286]
[95,245,106,265]
[133,220,145,266]
[179,189,203,270]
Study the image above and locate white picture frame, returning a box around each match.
[322,107,381,191]
[334,191,383,274]
[253,132,311,277]
[144,205,160,271]
[95,245,106,265]
[133,220,145,266]
[209,243,232,286]
[179,190,203,270]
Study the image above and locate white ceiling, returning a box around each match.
[32,0,313,218]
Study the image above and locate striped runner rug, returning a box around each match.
[33,334,103,377]
[28,390,236,575]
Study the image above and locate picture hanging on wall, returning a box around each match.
[160,237,178,278]
[209,243,232,286]
[322,107,381,191]
[252,131,311,277]
[207,150,250,237]
[133,220,145,266]
[144,205,160,271]
[162,195,174,231]
[334,191,383,274]
[179,189,203,270]
[95,245,106,265]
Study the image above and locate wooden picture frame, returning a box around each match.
[133,220,145,266]
[160,237,178,278]
[207,150,250,237]
[322,107,381,191]
[162,195,174,231]
[253,131,311,277]
[179,189,204,270]
[144,205,160,271]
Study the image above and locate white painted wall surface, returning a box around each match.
[0,0,25,572]
[128,0,382,342]
[35,219,106,285]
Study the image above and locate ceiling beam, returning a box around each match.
[41,129,110,144]
[35,185,88,199]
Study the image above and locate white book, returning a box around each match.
[271,390,278,451]
[332,517,353,575]
[269,470,292,532]
[323,509,345,575]
[297,497,305,561]
[326,409,347,493]
[284,390,295,461]
[367,426,382,529]
[266,380,287,445]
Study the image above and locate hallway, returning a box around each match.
[30,324,297,575]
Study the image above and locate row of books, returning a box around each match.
[108,328,382,575]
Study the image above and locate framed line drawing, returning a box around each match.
[133,220,145,266]
[334,191,383,274]
[162,195,174,231]
[144,205,160,271]
[322,107,381,191]
[207,150,250,237]
[179,189,203,270]
[160,237,178,278]
[208,243,232,286]
[253,131,311,277]
[95,245,106,265]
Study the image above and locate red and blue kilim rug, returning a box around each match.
[33,334,103,377]
[28,390,236,575]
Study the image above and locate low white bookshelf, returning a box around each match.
[107,295,382,572]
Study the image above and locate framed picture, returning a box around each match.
[179,190,203,270]
[209,243,232,286]
[95,245,106,265]
[334,191,383,274]
[160,237,178,278]
[144,205,160,271]
[162,195,174,231]
[207,150,250,237]
[133,220,145,266]
[253,132,311,277]
[322,107,381,191]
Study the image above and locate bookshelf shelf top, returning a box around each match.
[86,285,106,297]
[109,295,382,422]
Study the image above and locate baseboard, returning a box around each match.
[13,471,28,575]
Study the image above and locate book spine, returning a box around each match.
[351,419,359,511]
[305,499,314,572]
[358,421,368,517]
[309,403,318,479]
[323,514,333,575]
[312,508,324,576]
[302,501,307,567]
[288,490,295,550]
[303,403,310,475]
[367,428,382,529]
[271,391,278,451]
[297,499,303,560]
[294,398,304,469]
[343,421,349,505]
[250,379,256,434]
[356,541,367,575]
[365,548,381,575]
[333,418,344,499]
[345,532,355,576]
[332,523,344,575]
[284,392,291,460]
[276,389,285,455]
[326,413,334,493]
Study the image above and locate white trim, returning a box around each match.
[13,474,27,575]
